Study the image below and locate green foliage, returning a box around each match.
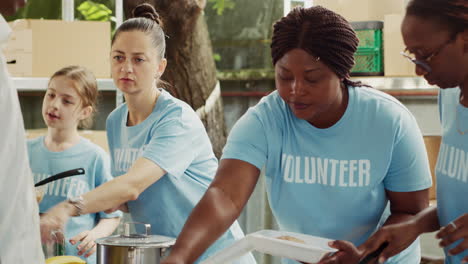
[213,53,221,62]
[5,0,115,22]
[5,0,62,21]
[77,1,115,22]
[208,0,235,15]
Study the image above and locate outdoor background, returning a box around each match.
[8,1,443,263]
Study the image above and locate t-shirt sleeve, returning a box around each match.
[384,113,433,192]
[221,109,268,170]
[142,110,196,178]
[94,150,122,219]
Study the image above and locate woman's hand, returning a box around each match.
[70,230,99,258]
[316,240,362,264]
[359,220,421,263]
[436,213,468,261]
[40,202,74,243]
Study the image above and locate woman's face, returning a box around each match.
[110,30,166,95]
[401,15,468,88]
[275,48,345,128]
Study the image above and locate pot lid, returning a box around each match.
[95,222,175,247]
[95,234,176,247]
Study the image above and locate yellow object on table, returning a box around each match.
[45,256,86,264]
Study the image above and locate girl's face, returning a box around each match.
[110,30,166,95]
[401,15,468,88]
[42,76,91,130]
[275,48,345,128]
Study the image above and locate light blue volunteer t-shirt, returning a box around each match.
[106,89,256,264]
[28,136,122,264]
[222,86,433,264]
[437,87,468,264]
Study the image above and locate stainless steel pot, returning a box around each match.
[96,222,175,264]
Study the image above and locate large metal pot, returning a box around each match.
[96,222,175,264]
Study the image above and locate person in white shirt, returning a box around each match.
[0,1,45,263]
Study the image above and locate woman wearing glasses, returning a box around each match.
[360,0,468,263]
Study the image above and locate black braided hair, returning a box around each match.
[271,6,367,88]
[406,0,468,35]
[112,3,166,59]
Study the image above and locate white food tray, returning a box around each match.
[201,229,337,264]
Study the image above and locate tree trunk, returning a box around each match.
[124,0,227,158]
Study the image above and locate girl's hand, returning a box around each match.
[436,213,468,261]
[40,202,73,243]
[316,240,362,264]
[70,230,98,258]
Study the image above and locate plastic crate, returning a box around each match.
[355,29,382,49]
[351,21,384,76]
[351,48,383,76]
[351,21,383,50]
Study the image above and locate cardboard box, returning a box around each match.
[314,0,405,22]
[384,14,417,76]
[26,129,109,153]
[3,19,110,78]
[424,135,441,201]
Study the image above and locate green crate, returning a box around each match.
[350,21,384,76]
[351,48,383,76]
[355,29,382,50]
[351,21,383,50]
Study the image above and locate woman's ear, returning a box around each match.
[156,58,167,79]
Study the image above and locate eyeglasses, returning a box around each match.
[400,34,457,73]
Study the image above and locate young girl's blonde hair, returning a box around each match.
[49,65,98,129]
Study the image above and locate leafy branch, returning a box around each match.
[77,0,115,22]
[207,0,235,15]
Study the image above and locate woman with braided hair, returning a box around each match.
[162,6,432,264]
[360,0,468,263]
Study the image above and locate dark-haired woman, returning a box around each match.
[39,3,256,263]
[360,1,468,263]
[162,6,432,264]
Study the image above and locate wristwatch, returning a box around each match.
[67,196,85,216]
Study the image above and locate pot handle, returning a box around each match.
[124,222,151,237]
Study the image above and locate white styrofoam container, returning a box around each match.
[201,230,337,264]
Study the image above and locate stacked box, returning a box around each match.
[313,0,405,22]
[351,21,384,76]
[3,19,111,78]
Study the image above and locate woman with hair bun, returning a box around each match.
[162,5,432,264]
[39,3,256,263]
[361,1,468,263]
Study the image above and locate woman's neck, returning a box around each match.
[44,128,81,152]
[125,86,160,126]
[309,83,349,128]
